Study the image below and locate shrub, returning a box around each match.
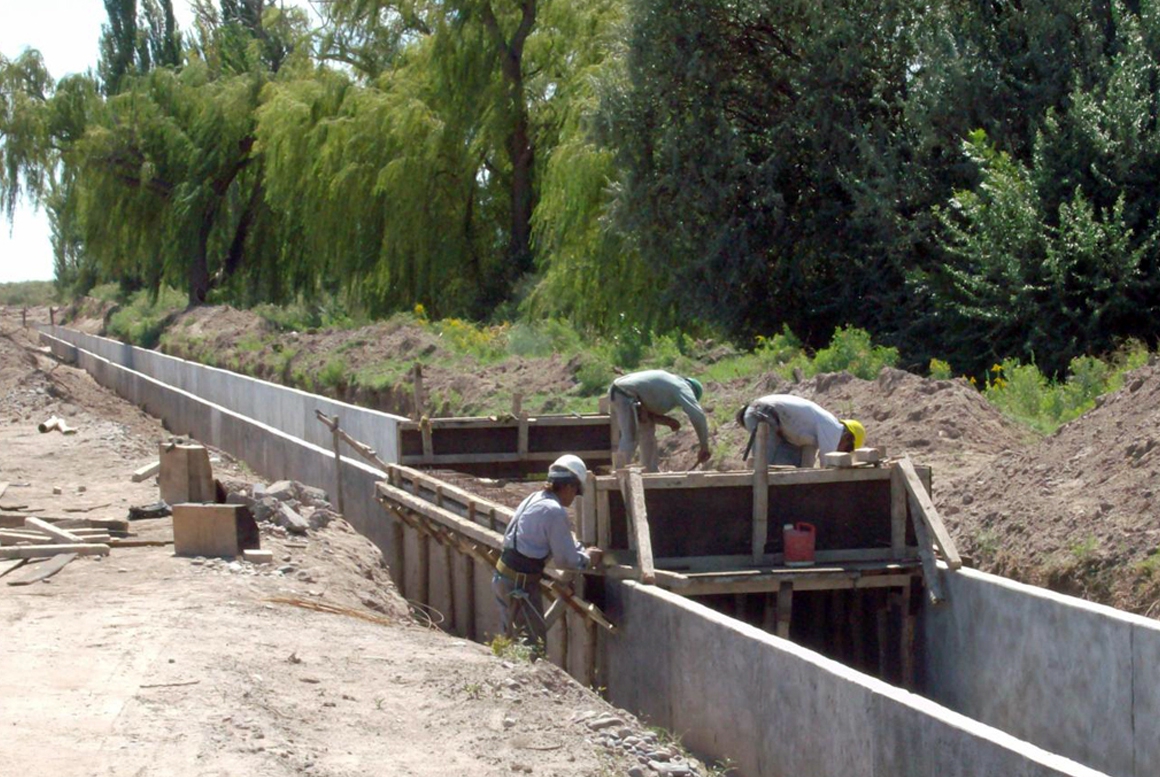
[812,326,899,379]
[319,356,349,389]
[929,358,954,380]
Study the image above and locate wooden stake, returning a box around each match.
[412,362,424,420]
[900,581,915,689]
[752,421,769,561]
[891,464,908,559]
[517,411,529,459]
[330,415,346,516]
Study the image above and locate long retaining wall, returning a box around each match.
[604,581,1107,777]
[923,567,1160,777]
[38,330,401,564]
[40,325,405,464]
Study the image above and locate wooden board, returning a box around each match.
[619,469,655,584]
[159,443,215,505]
[6,553,77,586]
[0,544,109,559]
[896,457,961,569]
[25,516,84,544]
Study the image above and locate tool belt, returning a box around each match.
[498,547,545,584]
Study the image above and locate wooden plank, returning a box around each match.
[752,423,769,561]
[619,469,655,584]
[593,465,898,491]
[662,573,916,597]
[131,461,160,482]
[653,548,919,571]
[0,530,51,545]
[891,464,908,559]
[6,553,77,586]
[0,559,29,579]
[108,539,173,548]
[389,465,514,526]
[377,483,504,550]
[401,449,613,465]
[896,466,944,603]
[0,544,109,559]
[412,362,425,420]
[896,457,961,569]
[25,516,84,544]
[398,414,608,429]
[776,581,793,638]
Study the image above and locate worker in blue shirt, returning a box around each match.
[492,455,603,651]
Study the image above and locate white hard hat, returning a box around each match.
[547,454,588,494]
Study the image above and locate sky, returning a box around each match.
[0,1,313,284]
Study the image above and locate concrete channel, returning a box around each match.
[39,325,1159,777]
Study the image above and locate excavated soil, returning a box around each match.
[55,301,1160,616]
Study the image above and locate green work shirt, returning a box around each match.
[611,370,710,449]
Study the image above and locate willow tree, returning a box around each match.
[261,0,624,317]
[66,1,309,304]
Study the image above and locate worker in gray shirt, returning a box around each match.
[609,370,711,472]
[493,455,603,652]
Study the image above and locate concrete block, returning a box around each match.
[275,503,309,535]
[159,443,215,505]
[823,452,855,468]
[173,503,259,558]
[243,549,273,565]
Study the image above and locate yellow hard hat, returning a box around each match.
[841,419,866,449]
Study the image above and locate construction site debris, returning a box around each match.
[243,549,273,564]
[128,502,171,520]
[159,442,215,504]
[131,461,160,482]
[37,416,77,435]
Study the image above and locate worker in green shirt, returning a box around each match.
[608,370,711,472]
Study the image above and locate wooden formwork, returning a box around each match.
[351,410,960,690]
[396,413,614,478]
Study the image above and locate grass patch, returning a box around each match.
[105,286,187,348]
[487,634,537,663]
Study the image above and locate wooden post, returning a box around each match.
[752,421,770,561]
[776,580,793,639]
[900,581,915,689]
[602,394,619,463]
[511,392,523,417]
[464,556,477,640]
[330,415,345,516]
[421,416,434,462]
[22,308,27,328]
[597,488,611,549]
[517,410,529,459]
[891,463,908,559]
[580,471,597,545]
[49,307,55,326]
[850,591,866,671]
[412,362,424,420]
[876,592,889,679]
[762,592,777,633]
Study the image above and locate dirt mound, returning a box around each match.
[60,297,116,333]
[945,362,1160,611]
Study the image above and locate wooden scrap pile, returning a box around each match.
[0,516,114,586]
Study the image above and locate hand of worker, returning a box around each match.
[696,447,711,465]
[586,547,604,569]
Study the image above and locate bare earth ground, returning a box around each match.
[0,309,703,777]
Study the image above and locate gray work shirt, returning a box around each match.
[612,370,710,449]
[744,394,846,454]
[502,490,590,570]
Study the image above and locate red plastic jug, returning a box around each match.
[784,522,816,567]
